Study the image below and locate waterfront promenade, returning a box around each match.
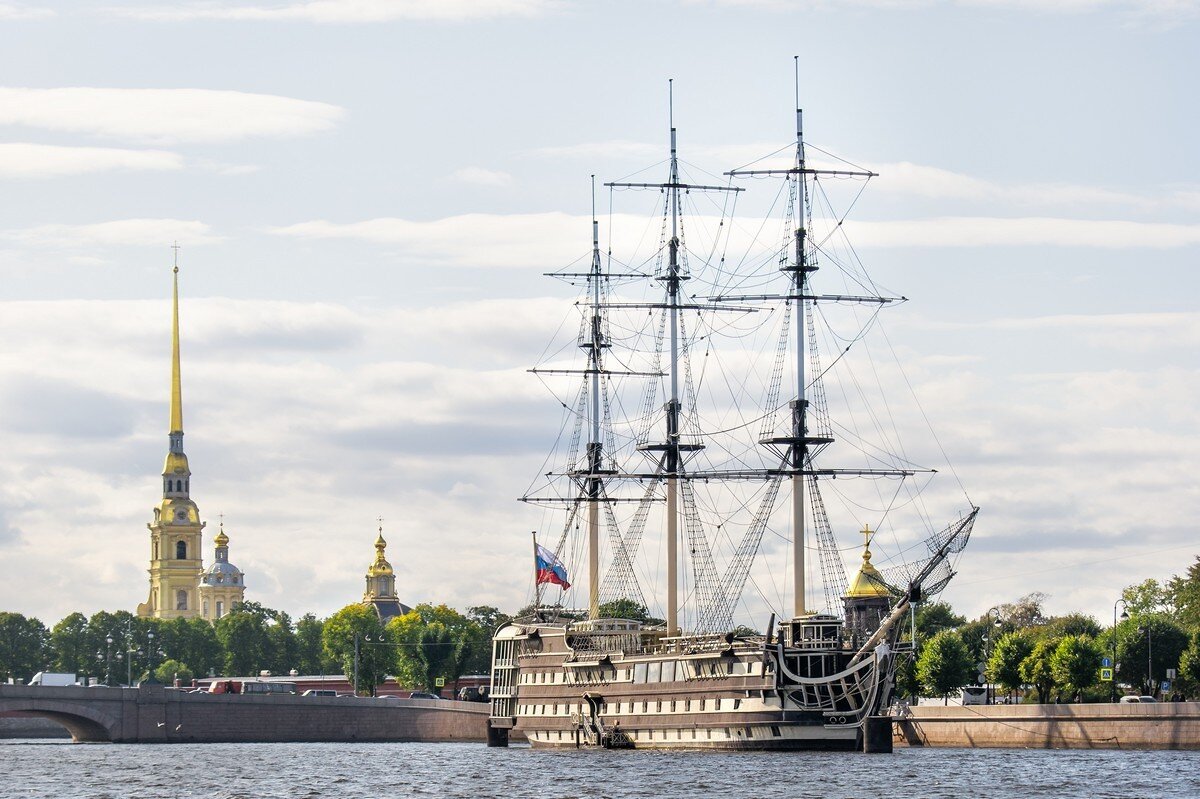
[0,683,488,744]
[897,701,1200,750]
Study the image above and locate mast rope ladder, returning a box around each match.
[698,469,785,633]
[807,473,849,614]
[680,478,728,634]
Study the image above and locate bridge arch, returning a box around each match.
[0,697,119,742]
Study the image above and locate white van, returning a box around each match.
[28,672,78,686]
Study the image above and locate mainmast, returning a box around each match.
[585,179,604,619]
[607,82,740,634]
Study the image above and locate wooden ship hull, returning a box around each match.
[488,614,901,751]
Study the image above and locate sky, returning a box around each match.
[0,0,1197,630]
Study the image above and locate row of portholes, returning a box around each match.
[827,715,849,725]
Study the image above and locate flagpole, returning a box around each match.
[531,530,542,613]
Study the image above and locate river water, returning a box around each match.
[1,740,1197,799]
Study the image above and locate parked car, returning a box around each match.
[302,689,338,697]
[1119,695,1158,703]
[409,691,444,700]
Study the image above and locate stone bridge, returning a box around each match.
[0,684,490,744]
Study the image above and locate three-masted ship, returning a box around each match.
[488,77,978,751]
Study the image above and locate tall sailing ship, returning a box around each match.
[487,77,978,751]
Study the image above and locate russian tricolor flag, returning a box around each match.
[535,544,571,589]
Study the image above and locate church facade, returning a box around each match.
[136,263,245,621]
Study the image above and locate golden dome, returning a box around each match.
[845,524,891,599]
[367,530,394,577]
[214,521,229,548]
[162,451,190,475]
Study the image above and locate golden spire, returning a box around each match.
[170,244,183,435]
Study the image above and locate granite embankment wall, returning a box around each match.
[896,702,1200,750]
[0,684,490,744]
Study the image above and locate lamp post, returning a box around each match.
[1112,599,1128,702]
[144,630,158,682]
[102,635,114,686]
[353,632,360,697]
[983,607,1002,704]
[1138,624,1154,697]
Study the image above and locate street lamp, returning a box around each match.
[983,607,1002,704]
[1138,624,1154,698]
[100,635,114,686]
[1111,599,1128,702]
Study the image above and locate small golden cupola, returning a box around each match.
[362,521,411,622]
[367,530,394,578]
[845,524,890,599]
[843,523,893,642]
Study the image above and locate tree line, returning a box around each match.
[0,601,508,696]
[904,555,1200,703]
[5,557,1200,702]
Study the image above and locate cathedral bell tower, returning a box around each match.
[137,261,205,619]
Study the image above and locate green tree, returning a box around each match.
[296,613,334,675]
[49,612,92,677]
[265,611,298,675]
[322,604,386,695]
[215,610,270,677]
[915,630,972,704]
[1122,578,1174,617]
[1178,632,1200,696]
[987,631,1033,699]
[1050,635,1102,702]
[1167,556,1200,632]
[0,612,50,683]
[997,592,1048,629]
[460,606,513,675]
[1019,637,1061,703]
[1114,614,1190,696]
[386,604,479,694]
[153,658,194,684]
[914,602,966,638]
[597,599,650,622]
[159,617,220,679]
[1041,613,1102,640]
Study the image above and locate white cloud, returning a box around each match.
[269,211,1200,272]
[0,2,54,18]
[268,212,587,267]
[844,216,1200,248]
[0,87,343,145]
[2,219,219,249]
[448,166,513,187]
[0,142,184,178]
[108,0,560,22]
[1,296,1196,627]
[703,0,1200,17]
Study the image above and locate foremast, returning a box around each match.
[724,62,907,620]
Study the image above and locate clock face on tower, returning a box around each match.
[176,508,188,521]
